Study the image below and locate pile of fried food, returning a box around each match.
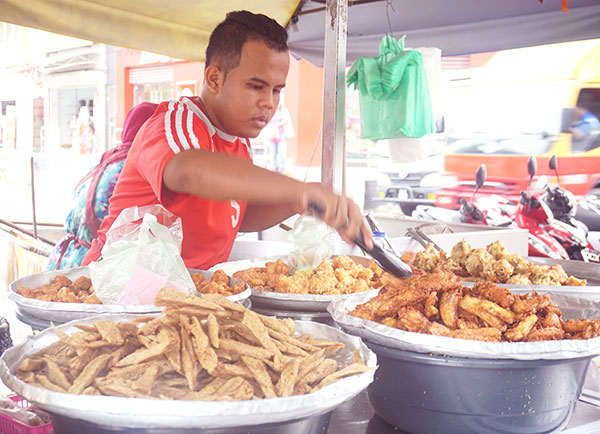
[16,275,101,304]
[16,288,372,400]
[191,270,246,297]
[232,255,383,295]
[411,240,586,286]
[350,269,600,342]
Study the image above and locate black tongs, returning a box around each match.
[354,230,413,278]
[309,203,412,279]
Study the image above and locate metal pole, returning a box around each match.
[30,156,38,239]
[321,0,347,194]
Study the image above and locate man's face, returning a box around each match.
[212,40,290,138]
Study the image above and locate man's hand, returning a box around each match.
[293,182,373,250]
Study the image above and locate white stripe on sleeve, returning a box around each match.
[164,101,181,154]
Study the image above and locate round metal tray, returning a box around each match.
[8,266,251,323]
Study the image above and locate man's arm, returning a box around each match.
[239,203,295,232]
[163,148,372,248]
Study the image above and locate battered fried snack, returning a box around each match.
[191,270,247,297]
[411,240,586,286]
[16,288,373,400]
[232,256,383,295]
[16,275,101,304]
[350,272,600,343]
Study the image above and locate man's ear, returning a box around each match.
[204,65,223,95]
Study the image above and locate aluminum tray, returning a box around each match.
[210,256,379,312]
[0,315,376,431]
[8,267,251,323]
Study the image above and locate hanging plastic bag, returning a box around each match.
[287,215,337,272]
[89,204,195,305]
[347,35,434,140]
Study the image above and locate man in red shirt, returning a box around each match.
[83,10,372,270]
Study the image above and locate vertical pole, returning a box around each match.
[321,0,347,194]
[30,156,38,239]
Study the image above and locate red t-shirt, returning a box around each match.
[82,97,252,269]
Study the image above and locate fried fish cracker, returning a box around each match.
[297,349,326,379]
[179,317,199,391]
[93,320,124,345]
[188,316,218,374]
[303,358,338,385]
[131,364,159,394]
[313,362,373,391]
[201,293,246,313]
[257,314,293,336]
[74,324,97,333]
[35,374,67,393]
[17,357,45,373]
[219,339,275,360]
[95,377,152,399]
[241,356,277,399]
[159,324,181,374]
[215,362,253,379]
[276,359,300,397]
[44,358,72,390]
[154,287,223,311]
[51,322,69,341]
[207,313,220,349]
[82,386,102,395]
[199,376,229,396]
[310,340,345,357]
[242,310,281,355]
[115,339,170,367]
[267,329,319,353]
[117,322,140,337]
[69,353,112,394]
[352,349,365,365]
[132,316,158,324]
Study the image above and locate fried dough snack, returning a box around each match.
[412,240,586,286]
[191,270,246,297]
[350,270,600,342]
[16,275,101,304]
[232,256,383,295]
[16,288,373,400]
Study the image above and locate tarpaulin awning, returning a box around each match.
[288,0,600,66]
[0,0,300,62]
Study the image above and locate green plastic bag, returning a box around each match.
[347,35,434,140]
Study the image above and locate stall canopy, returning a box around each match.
[289,0,600,66]
[0,0,599,65]
[0,0,300,62]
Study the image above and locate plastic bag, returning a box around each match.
[89,204,195,305]
[347,35,434,140]
[287,215,337,272]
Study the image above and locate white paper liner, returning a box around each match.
[209,257,380,312]
[8,267,250,322]
[328,290,600,360]
[0,314,376,430]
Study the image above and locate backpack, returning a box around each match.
[47,102,158,270]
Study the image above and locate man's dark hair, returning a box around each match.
[206,10,288,75]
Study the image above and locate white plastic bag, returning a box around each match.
[89,204,195,305]
[287,215,337,272]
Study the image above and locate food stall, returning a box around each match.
[2,1,600,433]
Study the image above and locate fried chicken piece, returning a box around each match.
[73,276,92,291]
[439,291,461,328]
[471,281,515,308]
[459,296,507,331]
[331,255,356,272]
[450,239,471,267]
[53,275,72,287]
[465,248,494,278]
[265,259,289,275]
[450,327,502,342]
[504,314,538,341]
[395,307,431,334]
[429,321,451,336]
[306,270,338,295]
[542,312,562,329]
[486,240,509,260]
[211,270,229,286]
[233,268,269,288]
[424,292,439,318]
[525,327,565,341]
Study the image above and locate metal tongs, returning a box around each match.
[405,223,453,252]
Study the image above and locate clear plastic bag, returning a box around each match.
[287,215,337,272]
[89,204,195,304]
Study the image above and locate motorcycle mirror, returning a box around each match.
[549,154,560,186]
[470,164,487,203]
[527,156,537,191]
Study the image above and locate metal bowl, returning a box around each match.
[366,341,593,434]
